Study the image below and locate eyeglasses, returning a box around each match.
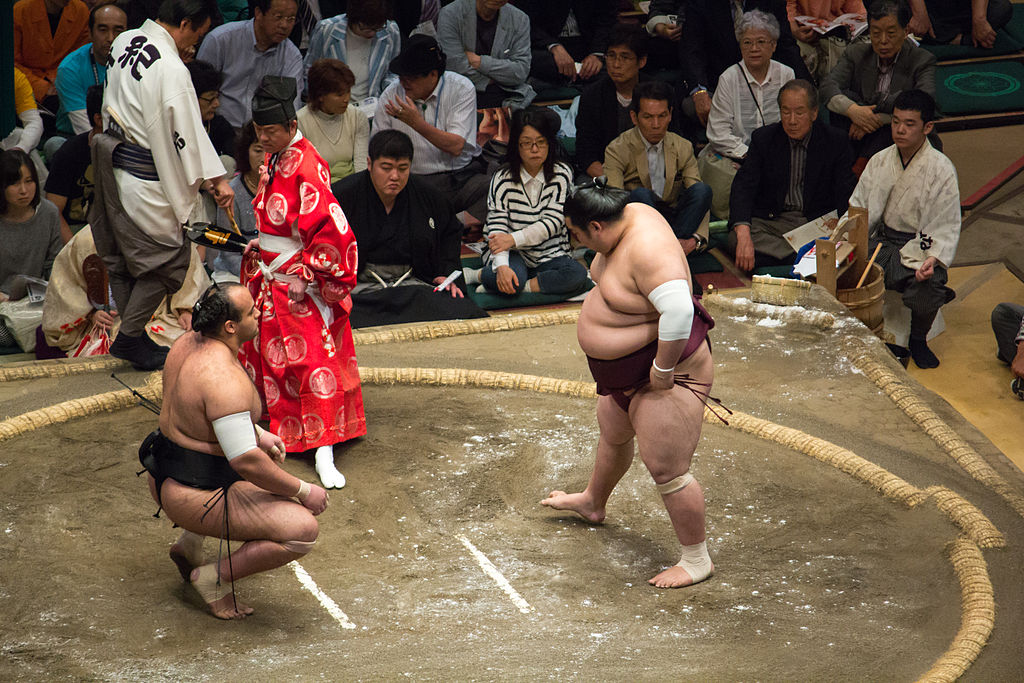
[352,22,384,33]
[199,92,221,104]
[267,12,297,24]
[740,38,774,49]
[518,138,549,150]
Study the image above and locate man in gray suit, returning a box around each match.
[437,0,535,109]
[821,0,937,165]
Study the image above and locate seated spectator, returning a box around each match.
[644,0,684,72]
[846,90,959,369]
[44,84,103,243]
[373,35,489,220]
[604,81,712,256]
[197,0,304,129]
[821,0,937,167]
[992,303,1024,393]
[41,225,210,356]
[728,79,856,271]
[908,0,1011,47]
[575,23,650,180]
[332,130,488,327]
[701,10,795,220]
[789,0,866,82]
[3,69,45,161]
[305,0,401,108]
[437,0,535,109]
[469,107,588,297]
[13,0,90,112]
[211,121,261,280]
[186,60,238,161]
[0,150,63,347]
[55,1,126,137]
[681,0,809,129]
[297,59,370,184]
[516,0,616,87]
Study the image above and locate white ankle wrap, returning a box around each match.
[675,540,714,584]
[656,472,694,496]
[281,539,316,554]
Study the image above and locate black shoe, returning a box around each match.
[140,332,170,358]
[886,343,910,368]
[909,337,940,369]
[109,333,166,370]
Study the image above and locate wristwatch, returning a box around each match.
[693,233,708,253]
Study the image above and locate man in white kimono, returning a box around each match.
[846,89,959,369]
[91,0,233,370]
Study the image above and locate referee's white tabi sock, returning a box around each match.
[315,445,346,489]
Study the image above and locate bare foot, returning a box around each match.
[648,562,715,589]
[169,531,204,581]
[189,565,254,620]
[539,490,606,523]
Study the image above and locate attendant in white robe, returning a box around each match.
[93,1,233,370]
[845,89,959,369]
[42,226,211,355]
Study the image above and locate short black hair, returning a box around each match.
[347,0,391,27]
[563,177,629,232]
[88,1,126,31]
[606,22,649,60]
[186,59,222,96]
[86,84,104,123]
[368,129,414,163]
[0,150,41,215]
[893,88,937,122]
[191,282,246,337]
[632,80,675,113]
[157,0,220,27]
[867,0,911,28]
[778,78,818,110]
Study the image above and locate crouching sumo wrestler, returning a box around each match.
[139,283,330,619]
[541,179,727,588]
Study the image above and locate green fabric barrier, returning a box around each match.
[922,31,1023,60]
[466,280,594,310]
[752,265,798,278]
[936,61,1024,115]
[1005,3,1024,43]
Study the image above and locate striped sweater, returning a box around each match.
[483,162,574,269]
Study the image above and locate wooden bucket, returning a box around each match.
[837,263,885,335]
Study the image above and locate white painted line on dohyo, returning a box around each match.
[290,561,356,629]
[458,534,534,614]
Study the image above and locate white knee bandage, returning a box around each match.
[656,472,694,496]
[211,412,258,461]
[647,279,694,341]
[281,539,316,554]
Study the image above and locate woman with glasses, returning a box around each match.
[187,59,237,161]
[472,107,588,297]
[304,0,401,106]
[297,59,370,183]
[699,10,794,220]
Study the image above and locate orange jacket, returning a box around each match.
[14,0,90,101]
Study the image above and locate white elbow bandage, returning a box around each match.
[211,412,258,461]
[647,279,694,341]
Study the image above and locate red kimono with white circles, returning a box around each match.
[239,135,366,452]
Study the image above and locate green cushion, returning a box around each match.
[922,30,1023,60]
[466,280,594,310]
[1004,4,1024,44]
[688,250,722,273]
[533,85,582,103]
[753,266,798,278]
[936,61,1024,115]
[560,136,576,157]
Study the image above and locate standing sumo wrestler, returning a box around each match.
[541,179,724,588]
[240,76,366,490]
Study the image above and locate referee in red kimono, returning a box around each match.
[240,76,366,489]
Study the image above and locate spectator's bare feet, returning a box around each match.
[189,565,254,620]
[169,530,204,581]
[648,562,714,589]
[539,490,605,523]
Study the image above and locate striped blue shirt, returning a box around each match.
[305,15,401,99]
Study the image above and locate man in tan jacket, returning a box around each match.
[604,80,712,256]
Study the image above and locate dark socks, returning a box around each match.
[909,337,939,369]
